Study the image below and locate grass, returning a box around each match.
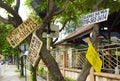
[15,69,20,72]
[18,75,25,78]
[64,77,76,81]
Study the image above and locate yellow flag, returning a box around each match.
[86,43,102,75]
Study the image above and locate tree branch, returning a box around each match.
[48,0,54,14]
[93,0,104,11]
[0,16,9,24]
[14,0,20,13]
[59,20,67,32]
[0,15,16,25]
[42,0,54,28]
[52,19,68,44]
[40,0,69,32]
[0,1,22,27]
[53,0,69,15]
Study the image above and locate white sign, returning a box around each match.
[81,9,109,26]
[6,17,38,48]
[27,33,43,67]
[42,24,59,38]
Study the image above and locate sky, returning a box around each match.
[19,0,29,20]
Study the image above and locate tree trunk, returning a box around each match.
[77,24,99,81]
[40,44,65,81]
[77,61,91,81]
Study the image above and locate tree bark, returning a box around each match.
[77,61,91,81]
[40,44,65,81]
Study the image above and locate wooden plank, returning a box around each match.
[6,16,38,48]
[27,33,43,67]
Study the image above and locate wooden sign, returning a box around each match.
[27,33,43,67]
[6,17,38,48]
[81,8,109,26]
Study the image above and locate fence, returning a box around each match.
[50,43,120,80]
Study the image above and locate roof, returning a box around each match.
[65,24,94,40]
[54,10,120,46]
[54,24,94,46]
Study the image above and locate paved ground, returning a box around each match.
[0,65,46,81]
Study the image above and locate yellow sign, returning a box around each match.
[27,33,43,67]
[6,16,38,48]
[86,43,102,74]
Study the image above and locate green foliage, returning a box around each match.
[0,0,15,7]
[15,68,20,72]
[37,66,47,74]
[37,66,47,79]
[37,66,44,73]
[0,22,15,57]
[103,0,120,12]
[18,75,25,78]
[24,0,120,35]
[30,71,34,81]
[64,77,75,81]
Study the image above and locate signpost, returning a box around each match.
[6,16,38,48]
[81,9,109,26]
[26,33,43,67]
[42,24,59,50]
[42,24,59,38]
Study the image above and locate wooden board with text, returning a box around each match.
[6,17,38,48]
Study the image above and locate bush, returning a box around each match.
[37,66,47,80]
[15,69,20,72]
[64,77,75,81]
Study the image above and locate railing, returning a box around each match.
[51,44,120,75]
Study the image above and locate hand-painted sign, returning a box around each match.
[6,17,38,48]
[27,33,43,67]
[86,43,102,75]
[81,9,109,26]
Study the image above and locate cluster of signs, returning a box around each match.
[6,9,109,72]
[6,17,43,67]
[6,16,59,67]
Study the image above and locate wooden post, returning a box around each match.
[63,51,66,77]
[47,71,51,81]
[47,36,51,81]
[90,67,95,81]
